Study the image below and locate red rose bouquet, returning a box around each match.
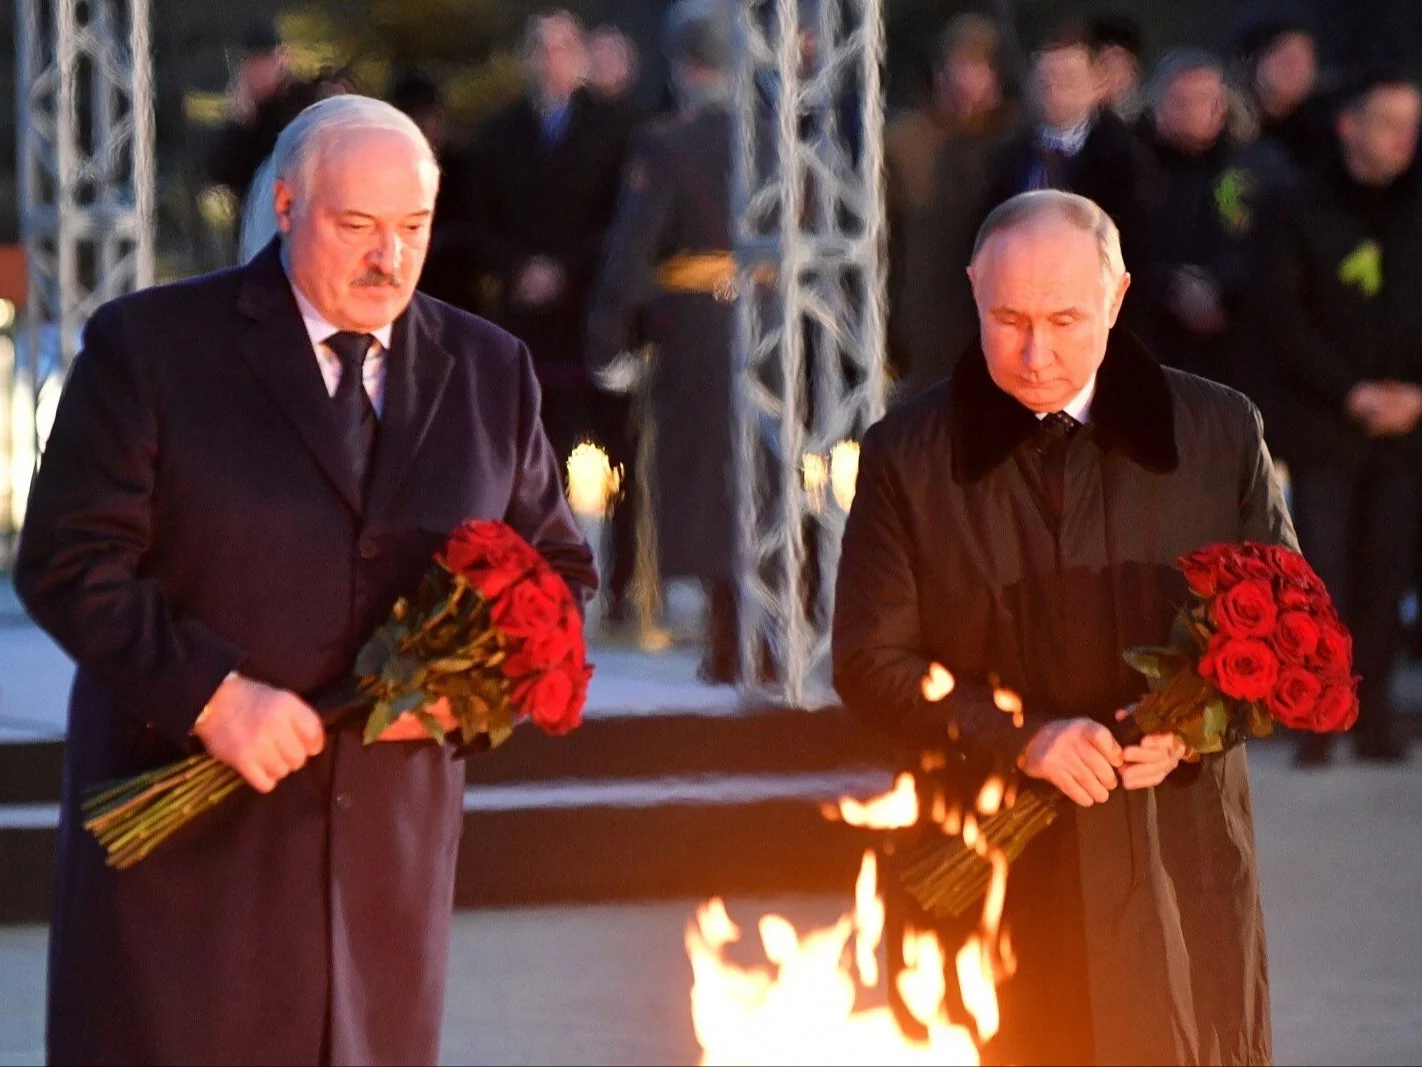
[83,520,592,869]
[900,542,1357,919]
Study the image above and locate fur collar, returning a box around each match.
[949,329,1179,484]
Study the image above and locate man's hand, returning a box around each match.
[513,257,566,307]
[193,674,325,793]
[376,697,459,743]
[1114,710,1190,789]
[1347,381,1422,437]
[1018,717,1123,807]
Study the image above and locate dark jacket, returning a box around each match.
[15,244,596,1066]
[586,105,738,582]
[468,89,630,385]
[1138,124,1260,389]
[1261,154,1422,472]
[833,332,1287,1065]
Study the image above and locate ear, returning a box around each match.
[273,180,296,235]
[1107,270,1131,327]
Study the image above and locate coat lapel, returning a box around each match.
[234,242,364,514]
[364,295,455,520]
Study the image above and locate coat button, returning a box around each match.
[334,792,353,811]
[358,538,378,560]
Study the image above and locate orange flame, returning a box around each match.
[834,772,918,830]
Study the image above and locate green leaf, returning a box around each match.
[1245,702,1275,738]
[391,689,426,716]
[354,630,396,678]
[428,657,478,673]
[415,710,447,745]
[364,701,395,745]
[487,718,514,750]
[1123,647,1187,682]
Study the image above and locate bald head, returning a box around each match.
[967,192,1130,413]
[273,95,440,333]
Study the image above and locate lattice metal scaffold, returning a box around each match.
[731,0,888,707]
[10,0,156,532]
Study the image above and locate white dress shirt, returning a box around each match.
[1035,373,1097,425]
[281,256,393,417]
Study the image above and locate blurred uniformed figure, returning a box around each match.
[586,0,747,683]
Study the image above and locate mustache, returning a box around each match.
[354,270,404,288]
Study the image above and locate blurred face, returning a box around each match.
[1034,45,1099,130]
[244,48,289,99]
[1340,85,1422,187]
[1255,32,1316,118]
[937,52,998,118]
[589,31,635,99]
[1156,68,1228,153]
[528,14,588,104]
[1094,44,1141,107]
[968,217,1129,413]
[276,129,439,332]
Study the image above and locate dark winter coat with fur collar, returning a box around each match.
[833,330,1289,1066]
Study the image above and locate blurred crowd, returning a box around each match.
[203,3,1422,763]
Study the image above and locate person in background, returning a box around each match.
[1233,9,1332,184]
[207,20,297,205]
[1088,12,1146,125]
[987,20,1155,336]
[390,72,480,311]
[586,0,745,682]
[887,13,1019,397]
[589,24,641,106]
[470,9,636,617]
[1138,50,1263,393]
[1263,70,1422,767]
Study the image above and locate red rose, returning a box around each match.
[1266,546,1324,592]
[1213,579,1279,640]
[1313,683,1360,733]
[1182,554,1221,597]
[441,521,543,598]
[1266,666,1323,730]
[1219,550,1275,585]
[1308,623,1354,681]
[518,616,576,670]
[1272,611,1320,663]
[514,664,588,735]
[492,571,565,638]
[1278,585,1315,611]
[1209,638,1279,702]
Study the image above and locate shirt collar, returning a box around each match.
[1034,372,1098,425]
[279,244,395,351]
[1039,117,1093,157]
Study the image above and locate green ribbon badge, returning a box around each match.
[1213,168,1254,235]
[1338,240,1384,297]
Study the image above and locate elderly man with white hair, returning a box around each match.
[17,94,595,1065]
[834,189,1290,1065]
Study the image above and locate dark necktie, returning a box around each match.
[1034,411,1081,523]
[325,330,377,506]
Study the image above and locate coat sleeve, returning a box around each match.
[1238,399,1298,549]
[504,342,599,603]
[585,131,675,375]
[832,426,1047,767]
[13,304,246,747]
[1262,199,1362,409]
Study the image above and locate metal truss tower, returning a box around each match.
[731,0,888,707]
[11,0,155,527]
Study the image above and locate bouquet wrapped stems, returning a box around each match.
[82,520,592,870]
[897,541,1360,922]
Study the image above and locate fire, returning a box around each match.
[832,772,918,830]
[687,852,983,1066]
[688,780,1018,1065]
[565,442,622,518]
[829,440,860,511]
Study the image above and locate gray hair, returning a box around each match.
[662,0,735,73]
[271,94,438,209]
[1147,48,1226,111]
[971,190,1126,277]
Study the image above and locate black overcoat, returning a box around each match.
[15,243,596,1066]
[833,333,1289,1065]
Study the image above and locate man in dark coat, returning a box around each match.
[1263,71,1422,765]
[469,9,635,614]
[585,0,744,681]
[834,190,1285,1065]
[15,96,595,1065]
[987,22,1156,339]
[1138,50,1264,394]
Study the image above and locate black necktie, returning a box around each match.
[1034,411,1081,523]
[325,331,377,506]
